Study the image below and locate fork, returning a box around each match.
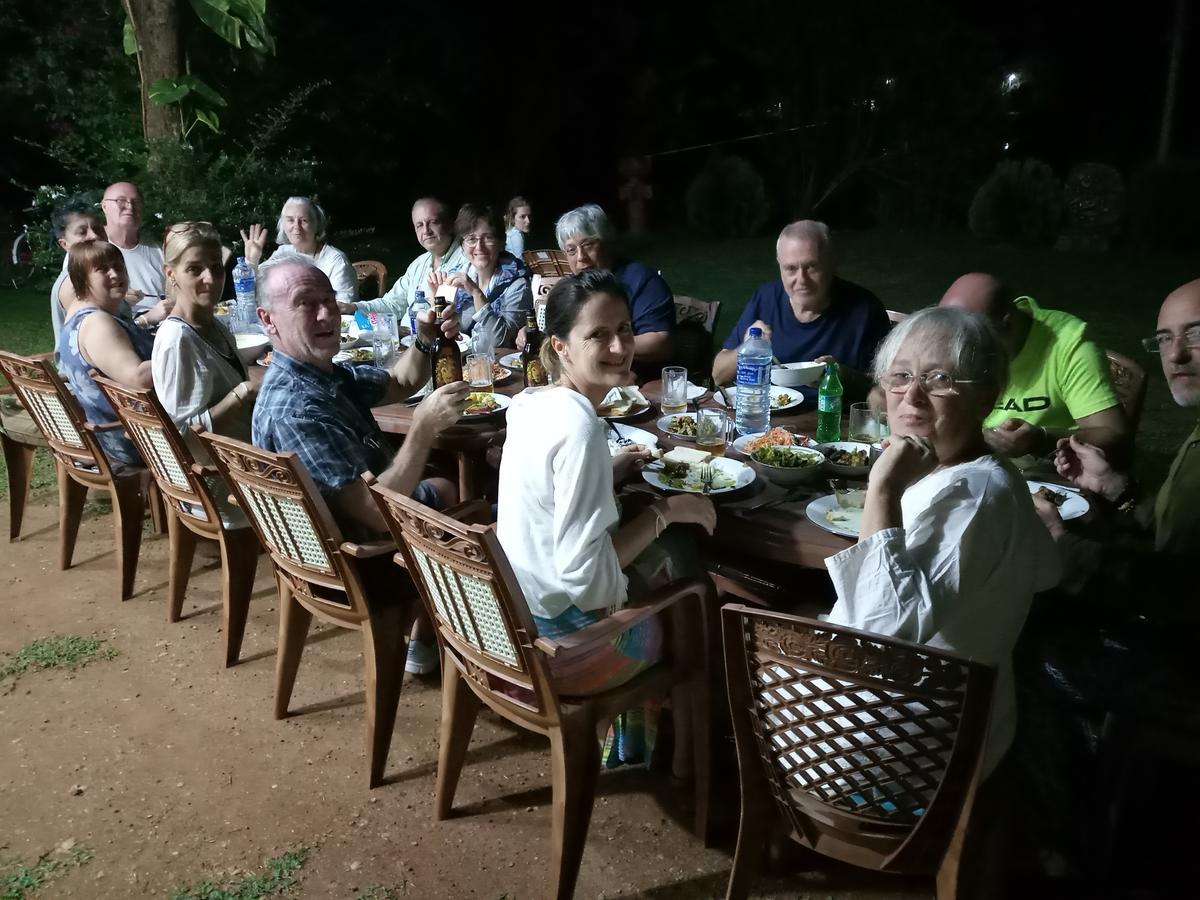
[607,420,634,447]
[699,464,714,495]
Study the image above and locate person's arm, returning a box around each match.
[712,295,761,385]
[78,313,153,389]
[633,330,672,364]
[612,494,716,568]
[712,348,738,386]
[985,404,1128,460]
[628,268,675,366]
[328,249,360,303]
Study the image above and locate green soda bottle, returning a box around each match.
[815,361,843,443]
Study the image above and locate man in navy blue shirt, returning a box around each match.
[713,221,889,401]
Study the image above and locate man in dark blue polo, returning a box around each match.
[712,220,889,401]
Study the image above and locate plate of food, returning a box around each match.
[658,413,699,440]
[1027,481,1089,520]
[607,423,659,456]
[805,491,867,539]
[491,362,513,384]
[461,392,510,418]
[257,350,273,367]
[642,448,755,495]
[498,351,522,369]
[818,441,875,477]
[731,427,817,455]
[598,385,650,420]
[334,347,375,364]
[714,388,805,412]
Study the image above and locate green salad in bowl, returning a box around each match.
[750,444,825,486]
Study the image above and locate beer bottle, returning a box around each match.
[522,311,548,387]
[430,294,464,388]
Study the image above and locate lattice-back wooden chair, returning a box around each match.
[1105,349,1147,432]
[367,479,712,900]
[721,605,995,900]
[93,377,259,666]
[198,430,414,788]
[531,273,564,332]
[523,248,572,277]
[1,362,49,541]
[0,350,157,600]
[353,260,389,300]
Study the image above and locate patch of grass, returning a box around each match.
[0,846,94,899]
[0,635,117,690]
[171,847,308,900]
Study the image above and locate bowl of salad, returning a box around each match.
[749,444,826,486]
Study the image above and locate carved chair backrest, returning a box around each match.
[353,260,389,300]
[522,249,571,277]
[674,294,721,334]
[531,274,563,331]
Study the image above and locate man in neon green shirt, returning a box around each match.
[940,273,1128,459]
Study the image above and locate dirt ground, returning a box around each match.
[0,496,931,899]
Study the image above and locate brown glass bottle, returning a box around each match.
[430,295,464,388]
[522,310,548,387]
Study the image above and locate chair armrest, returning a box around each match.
[442,499,494,525]
[340,538,397,559]
[84,420,126,434]
[190,463,222,478]
[28,351,55,363]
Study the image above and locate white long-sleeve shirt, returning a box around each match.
[354,241,469,321]
[497,386,628,619]
[824,455,1061,775]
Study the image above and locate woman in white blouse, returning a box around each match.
[497,270,715,704]
[240,197,358,302]
[824,306,1060,778]
[152,223,257,464]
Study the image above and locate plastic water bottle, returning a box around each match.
[408,290,430,338]
[816,362,843,443]
[232,257,256,332]
[735,327,772,435]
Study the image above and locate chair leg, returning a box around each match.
[2,434,35,542]
[110,475,146,601]
[273,579,313,719]
[146,479,166,535]
[674,676,712,842]
[57,464,88,570]
[548,715,602,900]
[166,512,198,623]
[435,655,482,820]
[361,602,409,788]
[218,528,259,667]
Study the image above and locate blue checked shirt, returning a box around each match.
[252,349,393,495]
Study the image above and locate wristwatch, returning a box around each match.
[413,334,433,354]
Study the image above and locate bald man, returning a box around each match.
[341,197,469,321]
[100,181,168,321]
[939,273,1127,460]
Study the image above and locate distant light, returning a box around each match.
[1003,142,1011,150]
[884,77,895,87]
[1002,71,1023,93]
[868,99,877,111]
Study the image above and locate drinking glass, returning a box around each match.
[848,402,882,442]
[695,408,729,457]
[661,366,688,415]
[371,313,397,365]
[465,352,495,394]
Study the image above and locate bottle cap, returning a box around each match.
[748,327,763,338]
[237,256,246,265]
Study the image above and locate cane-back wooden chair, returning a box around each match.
[1105,349,1147,432]
[353,260,389,300]
[721,605,995,900]
[367,479,712,900]
[198,430,414,788]
[0,351,158,600]
[92,377,259,665]
[523,248,571,277]
[1,367,48,541]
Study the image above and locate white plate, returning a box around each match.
[684,383,707,401]
[401,334,470,351]
[461,392,511,418]
[334,348,377,364]
[599,386,650,420]
[498,352,522,369]
[658,413,699,441]
[1027,481,1089,520]
[642,456,755,495]
[607,423,659,456]
[731,432,818,454]
[805,494,863,539]
[714,387,805,412]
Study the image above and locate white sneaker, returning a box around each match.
[404,639,440,675]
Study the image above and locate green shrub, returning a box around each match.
[685,154,769,238]
[967,158,1064,246]
[1127,159,1200,252]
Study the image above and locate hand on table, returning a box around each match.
[413,381,471,432]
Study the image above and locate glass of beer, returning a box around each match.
[848,402,881,442]
[661,366,688,415]
[696,408,729,457]
[465,352,494,394]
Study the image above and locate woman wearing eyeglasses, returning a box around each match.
[427,203,531,350]
[823,306,1060,782]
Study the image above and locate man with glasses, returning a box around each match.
[100,182,170,323]
[940,272,1128,461]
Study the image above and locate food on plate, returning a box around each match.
[825,506,864,529]
[770,391,793,409]
[260,351,273,366]
[751,445,820,468]
[667,415,697,436]
[491,363,510,382]
[1034,485,1068,507]
[826,447,870,467]
[655,451,736,492]
[342,347,373,363]
[598,397,635,416]
[743,427,803,453]
[464,392,500,415]
[661,446,712,478]
[340,332,358,346]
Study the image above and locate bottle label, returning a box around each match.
[735,360,768,387]
[818,394,842,414]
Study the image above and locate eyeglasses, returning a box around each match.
[563,238,600,257]
[102,197,140,208]
[461,234,500,247]
[881,370,977,396]
[1141,325,1200,354]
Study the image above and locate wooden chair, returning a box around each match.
[353,260,389,300]
[93,377,259,666]
[367,480,711,900]
[721,605,995,900]
[531,273,563,331]
[523,249,572,277]
[1105,350,1147,431]
[673,294,722,378]
[198,430,414,788]
[1,372,48,541]
[0,351,157,601]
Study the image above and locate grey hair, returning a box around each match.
[555,203,613,250]
[776,219,832,256]
[872,306,1009,401]
[275,196,328,245]
[256,255,321,310]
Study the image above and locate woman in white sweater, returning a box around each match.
[241,197,358,302]
[497,270,715,706]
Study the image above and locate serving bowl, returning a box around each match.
[748,444,826,487]
[770,361,825,388]
[234,332,271,365]
[817,440,875,477]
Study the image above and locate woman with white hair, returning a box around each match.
[824,306,1060,778]
[240,197,357,302]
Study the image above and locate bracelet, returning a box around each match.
[413,335,433,354]
[651,505,668,538]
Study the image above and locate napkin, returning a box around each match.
[600,385,648,410]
